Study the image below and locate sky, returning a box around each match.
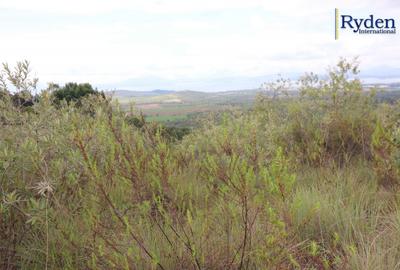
[0,0,399,91]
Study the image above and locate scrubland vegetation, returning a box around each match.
[2,59,400,269]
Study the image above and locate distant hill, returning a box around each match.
[106,89,176,98]
[105,84,400,127]
[109,83,400,106]
[111,89,261,104]
[110,89,261,120]
[108,82,400,101]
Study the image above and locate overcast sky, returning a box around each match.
[0,0,399,91]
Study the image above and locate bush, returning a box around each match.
[2,59,400,269]
[371,102,400,187]
[51,82,106,106]
[0,61,38,109]
[256,58,377,166]
[0,93,299,269]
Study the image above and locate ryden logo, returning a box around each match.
[335,8,396,40]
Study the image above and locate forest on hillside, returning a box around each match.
[1,59,400,269]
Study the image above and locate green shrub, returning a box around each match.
[371,102,400,187]
[2,59,400,269]
[256,58,377,166]
[50,82,106,106]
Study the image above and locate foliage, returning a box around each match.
[126,114,191,141]
[51,82,105,106]
[371,102,400,187]
[1,59,400,269]
[256,58,377,166]
[0,60,38,108]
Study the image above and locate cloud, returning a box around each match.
[2,0,398,15]
[0,0,399,90]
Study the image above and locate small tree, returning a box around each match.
[51,82,105,105]
[0,60,38,107]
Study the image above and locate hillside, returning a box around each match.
[2,60,400,269]
[106,84,400,126]
[107,89,260,126]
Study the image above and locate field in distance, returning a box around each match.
[107,83,400,126]
[108,89,259,126]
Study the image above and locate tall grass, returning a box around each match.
[1,59,400,269]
